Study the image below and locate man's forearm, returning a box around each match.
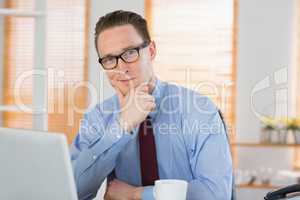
[71,119,135,199]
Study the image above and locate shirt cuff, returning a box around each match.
[142,186,155,200]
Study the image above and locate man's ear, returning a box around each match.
[148,41,156,61]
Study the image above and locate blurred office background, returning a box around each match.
[0,0,300,199]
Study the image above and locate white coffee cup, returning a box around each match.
[153,179,188,200]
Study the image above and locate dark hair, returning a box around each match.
[94,10,151,54]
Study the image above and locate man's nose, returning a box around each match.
[116,57,130,72]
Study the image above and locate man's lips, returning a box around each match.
[118,78,135,82]
[118,78,135,85]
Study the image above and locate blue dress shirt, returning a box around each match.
[70,78,233,200]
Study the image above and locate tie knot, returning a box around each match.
[145,116,152,126]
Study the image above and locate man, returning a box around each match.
[71,10,233,200]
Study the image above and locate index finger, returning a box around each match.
[135,81,151,94]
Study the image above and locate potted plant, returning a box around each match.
[261,117,276,144]
[286,118,300,144]
[276,117,289,144]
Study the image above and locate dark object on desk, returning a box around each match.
[264,184,300,200]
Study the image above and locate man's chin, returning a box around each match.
[118,87,130,96]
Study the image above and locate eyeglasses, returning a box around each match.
[98,41,150,70]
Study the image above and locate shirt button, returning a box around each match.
[92,155,97,160]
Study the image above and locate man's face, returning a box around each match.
[97,24,156,95]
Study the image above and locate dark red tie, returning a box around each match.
[139,116,159,186]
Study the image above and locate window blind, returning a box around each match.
[46,0,89,143]
[146,0,237,138]
[2,0,34,129]
[2,0,89,143]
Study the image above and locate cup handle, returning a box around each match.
[153,186,156,199]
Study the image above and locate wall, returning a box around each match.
[87,1,144,199]
[236,0,297,199]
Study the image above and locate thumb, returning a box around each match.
[147,77,155,94]
[135,81,150,95]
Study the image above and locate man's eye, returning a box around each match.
[102,57,115,64]
[123,49,137,58]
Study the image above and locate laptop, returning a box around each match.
[0,127,78,200]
